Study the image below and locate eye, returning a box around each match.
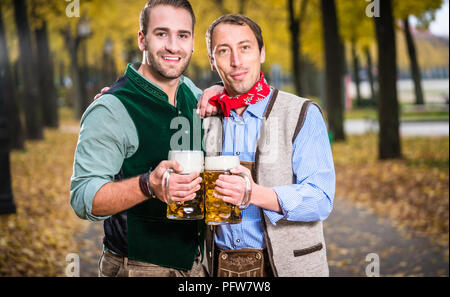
[156,32,167,37]
[242,45,250,51]
[179,33,189,39]
[217,48,229,55]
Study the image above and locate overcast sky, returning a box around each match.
[429,0,449,37]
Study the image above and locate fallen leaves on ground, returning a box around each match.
[1,125,448,276]
[0,128,89,276]
[332,133,449,247]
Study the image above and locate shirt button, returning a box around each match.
[236,239,241,243]
[178,111,182,115]
[236,152,240,156]
[185,130,189,134]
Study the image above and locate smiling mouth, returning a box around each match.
[230,72,247,80]
[163,56,181,62]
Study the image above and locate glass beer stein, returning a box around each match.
[203,156,251,225]
[164,151,204,220]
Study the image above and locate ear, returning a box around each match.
[209,55,217,72]
[260,45,266,64]
[138,31,146,51]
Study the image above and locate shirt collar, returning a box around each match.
[229,88,274,120]
[126,62,185,99]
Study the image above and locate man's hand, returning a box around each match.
[214,165,254,206]
[149,160,202,204]
[94,87,110,100]
[196,84,224,118]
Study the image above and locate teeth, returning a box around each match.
[164,57,180,61]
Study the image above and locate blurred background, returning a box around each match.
[0,0,448,277]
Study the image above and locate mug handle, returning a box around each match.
[163,168,174,204]
[235,172,252,210]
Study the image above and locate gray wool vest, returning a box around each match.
[203,89,329,277]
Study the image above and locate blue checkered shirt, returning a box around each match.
[215,89,335,250]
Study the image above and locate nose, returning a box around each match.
[230,50,242,68]
[165,34,180,53]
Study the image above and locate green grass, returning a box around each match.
[345,107,449,122]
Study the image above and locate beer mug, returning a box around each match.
[164,151,204,220]
[203,156,251,225]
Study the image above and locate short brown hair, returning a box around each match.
[206,14,264,57]
[140,0,196,35]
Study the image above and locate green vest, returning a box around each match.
[110,63,204,270]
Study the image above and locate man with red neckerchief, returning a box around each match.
[200,14,336,277]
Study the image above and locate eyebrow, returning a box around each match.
[153,27,192,35]
[215,40,252,48]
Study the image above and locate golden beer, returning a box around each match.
[165,151,204,220]
[204,156,245,225]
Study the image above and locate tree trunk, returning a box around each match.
[365,47,376,105]
[374,0,401,159]
[79,41,89,115]
[288,0,308,97]
[0,2,25,150]
[62,26,84,119]
[0,98,16,214]
[59,61,65,88]
[0,2,17,214]
[13,0,43,140]
[351,40,362,106]
[403,17,424,105]
[288,0,301,96]
[0,133,16,215]
[35,21,59,128]
[321,0,345,141]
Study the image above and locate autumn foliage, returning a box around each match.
[333,134,449,247]
[0,122,448,276]
[0,128,87,276]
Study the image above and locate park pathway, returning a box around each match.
[74,196,449,277]
[324,197,448,277]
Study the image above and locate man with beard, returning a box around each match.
[200,14,335,277]
[70,0,214,277]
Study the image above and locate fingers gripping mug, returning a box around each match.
[203,156,251,225]
[164,151,204,220]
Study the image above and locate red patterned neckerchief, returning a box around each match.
[208,72,271,117]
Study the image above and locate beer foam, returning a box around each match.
[204,156,240,171]
[168,151,204,173]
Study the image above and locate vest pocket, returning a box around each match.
[293,243,323,257]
